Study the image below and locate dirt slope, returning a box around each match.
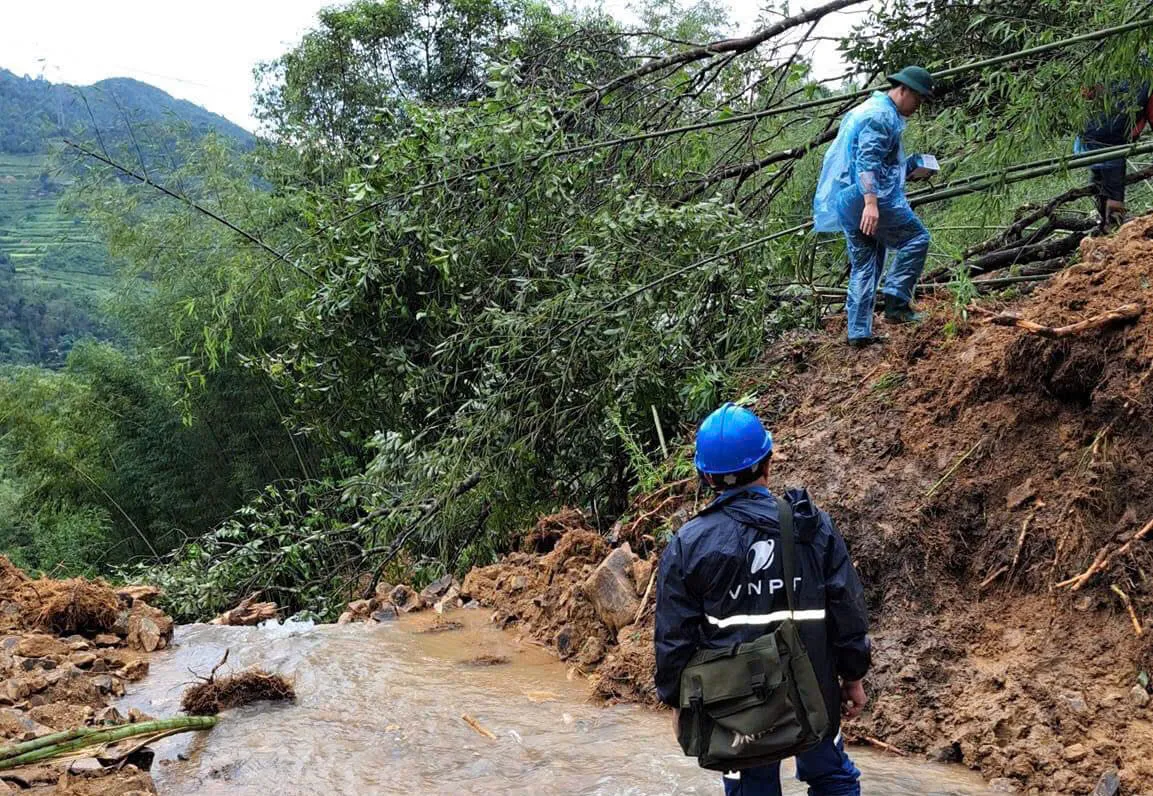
[460,213,1153,795]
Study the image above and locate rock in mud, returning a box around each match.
[371,609,398,622]
[119,659,149,681]
[419,574,456,604]
[576,637,605,666]
[1091,769,1120,796]
[1129,684,1150,708]
[1062,743,1088,763]
[554,625,576,659]
[433,586,461,615]
[388,585,425,612]
[15,634,69,659]
[125,604,173,652]
[582,545,641,633]
[1005,479,1036,510]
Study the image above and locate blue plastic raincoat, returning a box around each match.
[812,92,909,233]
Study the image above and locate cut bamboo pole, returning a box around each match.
[0,717,217,770]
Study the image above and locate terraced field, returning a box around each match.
[0,150,113,298]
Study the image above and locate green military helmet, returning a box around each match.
[887,65,935,99]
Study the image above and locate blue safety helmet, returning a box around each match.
[693,402,774,476]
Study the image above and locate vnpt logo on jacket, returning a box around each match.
[748,539,775,574]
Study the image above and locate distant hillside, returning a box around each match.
[0,69,255,366]
[0,69,252,153]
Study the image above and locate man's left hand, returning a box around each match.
[841,679,867,719]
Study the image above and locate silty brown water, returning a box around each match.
[118,610,996,795]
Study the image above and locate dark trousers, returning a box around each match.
[720,735,861,796]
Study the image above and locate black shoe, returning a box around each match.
[847,336,886,349]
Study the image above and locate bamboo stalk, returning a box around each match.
[0,717,217,770]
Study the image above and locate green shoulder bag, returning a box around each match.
[675,498,830,770]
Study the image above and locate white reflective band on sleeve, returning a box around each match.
[723,772,741,780]
[834,731,843,746]
[705,609,826,628]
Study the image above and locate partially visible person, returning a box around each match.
[1075,79,1153,229]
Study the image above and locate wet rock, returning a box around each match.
[93,634,120,647]
[582,544,641,633]
[419,574,455,604]
[1091,768,1121,796]
[67,757,105,773]
[1063,743,1089,763]
[1061,691,1088,714]
[1005,479,1036,510]
[70,652,98,669]
[370,609,398,623]
[576,637,605,666]
[116,584,162,605]
[120,659,149,681]
[631,559,653,597]
[1129,684,1150,708]
[433,586,461,615]
[337,611,355,624]
[29,702,93,730]
[125,603,173,652]
[554,625,576,659]
[929,742,962,763]
[15,634,69,658]
[127,708,153,723]
[91,675,125,697]
[389,585,425,612]
[347,600,371,616]
[95,706,125,725]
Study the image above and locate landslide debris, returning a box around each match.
[0,558,175,793]
[456,213,1153,795]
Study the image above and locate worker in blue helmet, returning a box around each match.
[812,66,936,348]
[655,403,872,795]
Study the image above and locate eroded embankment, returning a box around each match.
[450,213,1153,795]
[0,557,175,794]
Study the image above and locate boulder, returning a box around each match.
[115,585,163,606]
[433,586,461,615]
[419,574,455,605]
[125,604,173,652]
[388,585,425,613]
[582,545,641,633]
[1091,768,1121,796]
[576,637,606,667]
[119,659,149,681]
[15,635,68,659]
[92,634,120,647]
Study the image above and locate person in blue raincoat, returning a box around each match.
[812,66,936,348]
[1074,78,1152,229]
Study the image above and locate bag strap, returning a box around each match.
[778,496,797,615]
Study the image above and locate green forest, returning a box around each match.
[1,0,1150,622]
[0,70,252,366]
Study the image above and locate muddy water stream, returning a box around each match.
[119,611,993,795]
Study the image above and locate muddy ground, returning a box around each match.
[455,214,1153,795]
[0,558,174,794]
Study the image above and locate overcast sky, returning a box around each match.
[0,1,868,132]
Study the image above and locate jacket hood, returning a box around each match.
[705,487,821,541]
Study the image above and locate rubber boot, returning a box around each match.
[883,293,924,325]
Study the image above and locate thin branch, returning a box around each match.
[64,139,319,284]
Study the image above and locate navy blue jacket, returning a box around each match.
[654,486,871,732]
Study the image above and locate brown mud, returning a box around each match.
[451,214,1153,795]
[0,557,174,794]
